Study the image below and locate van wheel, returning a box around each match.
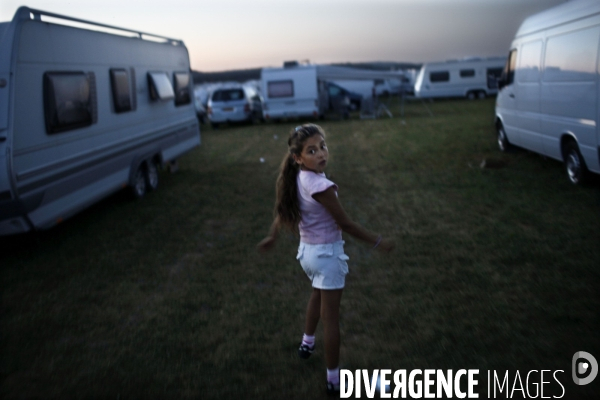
[497,124,511,152]
[477,91,486,99]
[145,160,159,191]
[132,164,147,198]
[564,141,587,185]
[467,91,476,100]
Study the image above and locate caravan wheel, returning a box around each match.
[132,164,147,198]
[467,91,476,100]
[145,160,159,191]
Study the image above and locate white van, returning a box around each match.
[495,0,600,185]
[414,57,506,99]
[0,7,200,235]
[260,65,327,121]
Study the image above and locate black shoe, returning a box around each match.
[326,381,340,396]
[297,343,314,359]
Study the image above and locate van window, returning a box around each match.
[267,80,294,98]
[518,41,542,83]
[430,71,449,83]
[110,68,132,113]
[502,49,517,86]
[460,69,475,78]
[147,72,175,101]
[544,26,600,82]
[43,71,94,134]
[173,71,191,106]
[212,89,244,102]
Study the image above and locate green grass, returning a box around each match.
[1,98,599,399]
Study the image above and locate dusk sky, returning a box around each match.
[1,0,567,72]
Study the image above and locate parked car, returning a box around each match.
[207,84,263,128]
[194,95,207,124]
[193,87,210,124]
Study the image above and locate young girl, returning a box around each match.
[257,123,393,394]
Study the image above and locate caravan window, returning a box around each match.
[173,71,191,106]
[43,71,94,134]
[543,26,600,82]
[110,69,132,113]
[147,72,175,101]
[267,80,294,98]
[460,69,475,78]
[430,71,449,83]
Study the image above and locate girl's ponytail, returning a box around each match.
[274,124,326,233]
[275,153,300,233]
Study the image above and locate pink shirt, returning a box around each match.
[297,170,343,244]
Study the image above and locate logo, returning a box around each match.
[572,351,598,386]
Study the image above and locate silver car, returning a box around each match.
[207,85,263,128]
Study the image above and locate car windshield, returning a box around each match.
[212,89,244,102]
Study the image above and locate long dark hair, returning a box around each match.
[275,123,326,233]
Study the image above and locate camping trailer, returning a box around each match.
[414,57,506,99]
[0,7,200,235]
[260,65,327,121]
[495,0,600,185]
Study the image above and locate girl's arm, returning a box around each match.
[313,187,394,252]
[257,215,280,252]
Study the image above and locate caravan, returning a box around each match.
[495,0,600,185]
[414,57,506,99]
[0,7,200,235]
[260,65,327,121]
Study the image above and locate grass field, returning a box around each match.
[1,97,599,399]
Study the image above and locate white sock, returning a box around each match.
[327,367,340,384]
[302,333,315,347]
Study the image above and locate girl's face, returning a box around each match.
[294,134,328,174]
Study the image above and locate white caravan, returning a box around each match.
[260,65,327,120]
[414,57,506,99]
[0,7,200,235]
[495,0,600,185]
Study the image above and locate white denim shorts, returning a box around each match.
[297,241,349,290]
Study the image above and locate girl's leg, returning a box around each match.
[304,288,321,335]
[320,288,343,369]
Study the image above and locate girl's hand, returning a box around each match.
[376,238,395,253]
[257,236,276,252]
